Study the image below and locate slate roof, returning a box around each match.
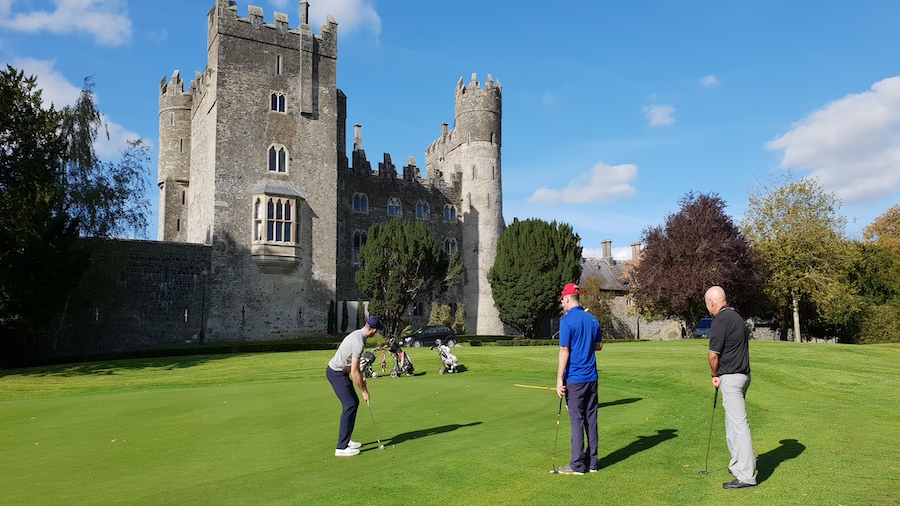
[579,256,630,293]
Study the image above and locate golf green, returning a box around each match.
[1,340,897,505]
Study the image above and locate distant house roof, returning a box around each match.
[580,256,630,293]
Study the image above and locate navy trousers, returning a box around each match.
[566,381,599,472]
[326,367,359,450]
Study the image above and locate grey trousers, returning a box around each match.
[720,373,756,484]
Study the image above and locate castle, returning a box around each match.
[156,0,505,339]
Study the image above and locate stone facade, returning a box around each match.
[154,1,505,341]
[55,238,212,356]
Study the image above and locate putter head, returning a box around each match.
[698,470,708,475]
[548,469,558,474]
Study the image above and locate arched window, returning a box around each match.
[268,145,288,172]
[353,230,368,265]
[387,197,402,217]
[443,204,457,222]
[353,193,368,212]
[444,238,458,257]
[416,201,429,219]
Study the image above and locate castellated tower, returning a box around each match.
[158,70,192,242]
[425,74,505,335]
[158,0,340,340]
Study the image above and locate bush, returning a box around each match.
[857,301,900,344]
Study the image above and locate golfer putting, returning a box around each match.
[553,283,603,475]
[326,316,383,457]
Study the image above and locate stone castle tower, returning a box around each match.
[157,0,504,339]
[425,75,505,335]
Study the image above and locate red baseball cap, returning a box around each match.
[559,283,583,301]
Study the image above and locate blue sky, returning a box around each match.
[3,0,900,260]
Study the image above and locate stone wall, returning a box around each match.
[53,238,212,357]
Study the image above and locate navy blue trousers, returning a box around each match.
[566,381,599,472]
[326,367,359,450]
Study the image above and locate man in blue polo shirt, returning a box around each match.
[555,283,604,475]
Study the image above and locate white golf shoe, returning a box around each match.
[334,447,360,457]
[348,440,362,449]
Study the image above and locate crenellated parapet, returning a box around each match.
[209,0,337,58]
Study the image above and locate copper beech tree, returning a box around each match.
[633,192,765,331]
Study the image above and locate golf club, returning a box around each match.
[699,386,719,475]
[366,400,385,450]
[548,396,563,473]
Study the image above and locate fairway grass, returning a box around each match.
[1,341,898,505]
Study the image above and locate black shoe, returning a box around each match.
[723,479,757,490]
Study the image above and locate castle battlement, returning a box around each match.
[213,0,337,45]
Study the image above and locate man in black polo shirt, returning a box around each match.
[705,286,757,489]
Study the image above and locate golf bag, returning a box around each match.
[387,338,415,377]
[434,341,459,374]
[360,349,379,378]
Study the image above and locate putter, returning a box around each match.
[366,400,385,450]
[549,396,563,473]
[699,386,719,475]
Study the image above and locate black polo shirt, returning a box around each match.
[708,306,750,375]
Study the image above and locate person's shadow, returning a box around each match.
[597,429,678,470]
[756,439,805,483]
[365,422,482,449]
[599,398,641,409]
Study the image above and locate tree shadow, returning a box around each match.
[756,438,805,483]
[599,397,641,409]
[598,429,678,470]
[365,422,482,450]
[0,355,234,378]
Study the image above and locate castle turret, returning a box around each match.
[158,70,193,242]
[425,74,504,335]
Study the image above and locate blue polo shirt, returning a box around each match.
[559,306,603,384]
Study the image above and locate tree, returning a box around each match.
[742,173,853,342]
[327,300,336,334]
[452,303,466,334]
[355,219,460,339]
[1,66,151,353]
[487,219,581,339]
[428,302,451,326]
[340,300,349,333]
[632,192,765,330]
[580,277,618,337]
[863,205,900,255]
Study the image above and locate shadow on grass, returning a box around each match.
[1,355,234,378]
[599,398,641,409]
[756,438,805,483]
[370,422,483,449]
[598,429,678,470]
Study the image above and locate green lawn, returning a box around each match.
[1,341,898,505]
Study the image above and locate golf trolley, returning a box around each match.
[387,338,415,377]
[359,348,379,378]
[432,339,459,374]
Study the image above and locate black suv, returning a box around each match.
[403,325,457,348]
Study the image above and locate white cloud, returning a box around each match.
[13,57,81,107]
[13,57,143,159]
[528,162,638,205]
[701,75,718,87]
[299,0,381,37]
[643,104,675,126]
[0,0,132,46]
[766,76,900,202]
